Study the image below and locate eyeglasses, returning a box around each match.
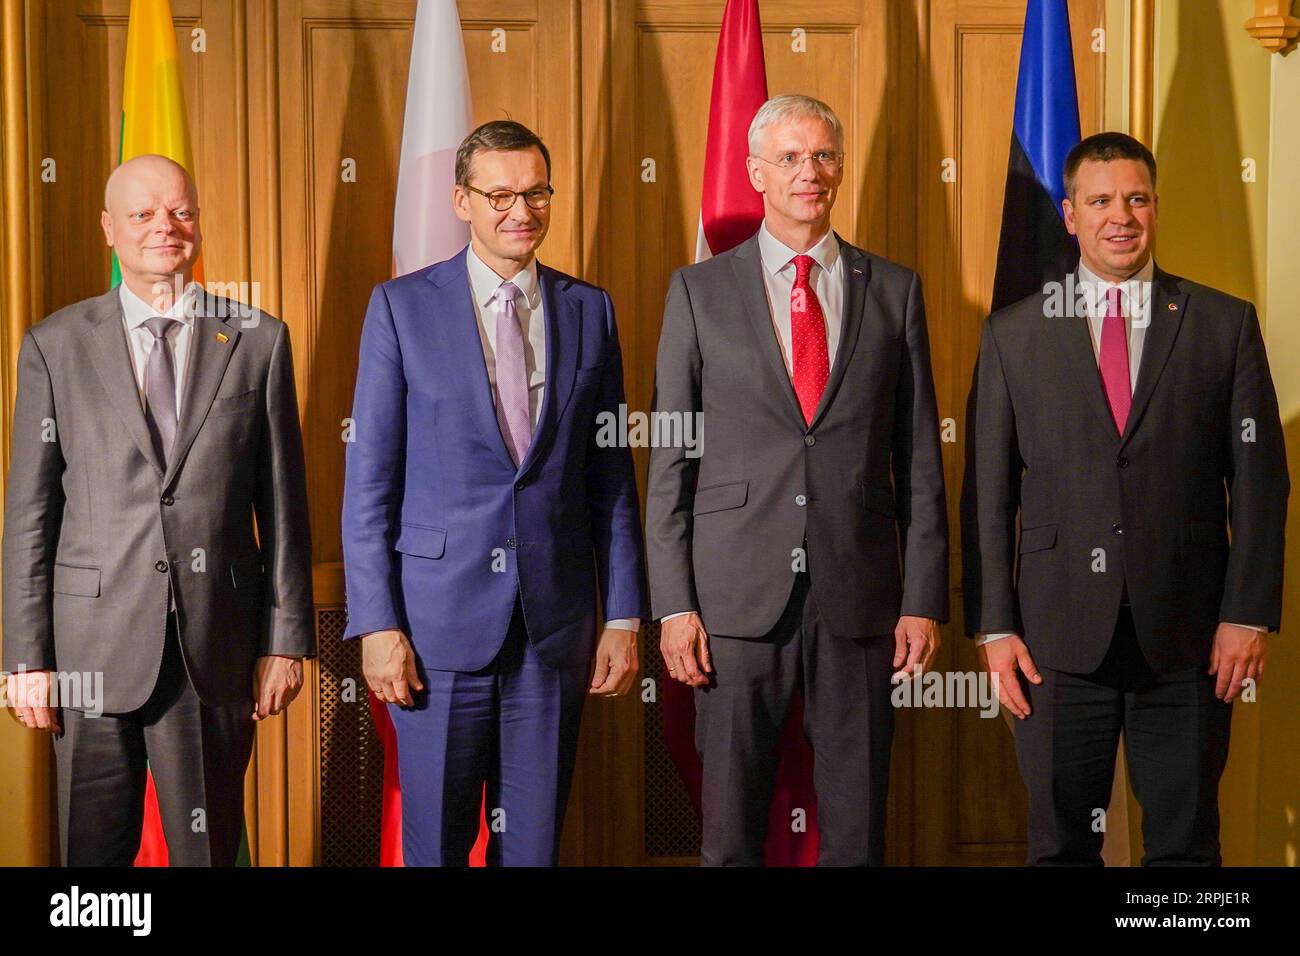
[754,150,844,172]
[464,183,555,211]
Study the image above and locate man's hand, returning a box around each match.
[1209,623,1269,702]
[362,628,423,706]
[977,635,1041,720]
[589,627,639,696]
[893,616,940,680]
[253,656,305,720]
[6,670,61,734]
[660,612,712,687]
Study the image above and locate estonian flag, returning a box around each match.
[989,0,1082,313]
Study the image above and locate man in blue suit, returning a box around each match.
[342,120,648,866]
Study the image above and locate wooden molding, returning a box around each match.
[1245,0,1300,53]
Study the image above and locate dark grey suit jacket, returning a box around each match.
[961,265,1289,674]
[646,231,949,639]
[2,288,315,712]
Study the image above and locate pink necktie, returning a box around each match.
[1099,286,1131,434]
[491,281,532,466]
[790,254,829,425]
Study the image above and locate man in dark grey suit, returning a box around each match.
[962,132,1288,865]
[3,154,314,865]
[646,94,949,866]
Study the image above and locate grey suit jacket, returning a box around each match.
[2,288,314,713]
[646,231,949,639]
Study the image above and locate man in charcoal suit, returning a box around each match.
[962,132,1288,865]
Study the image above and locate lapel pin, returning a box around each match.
[1167,303,1177,311]
[216,332,229,343]
[852,267,864,276]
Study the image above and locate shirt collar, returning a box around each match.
[758,220,840,279]
[1077,256,1155,314]
[465,242,542,310]
[119,280,200,330]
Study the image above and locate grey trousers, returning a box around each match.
[694,571,897,866]
[53,614,255,866]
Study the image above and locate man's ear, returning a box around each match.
[745,156,765,195]
[1061,197,1077,236]
[451,185,472,223]
[100,210,114,247]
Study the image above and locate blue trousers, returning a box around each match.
[388,598,589,866]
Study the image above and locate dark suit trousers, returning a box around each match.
[53,614,256,866]
[1014,604,1233,866]
[387,597,589,866]
[695,572,896,866]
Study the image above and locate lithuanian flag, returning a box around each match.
[112,0,203,288]
[117,0,244,867]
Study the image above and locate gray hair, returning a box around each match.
[747,94,844,156]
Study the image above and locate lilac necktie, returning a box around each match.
[143,316,180,466]
[491,281,532,466]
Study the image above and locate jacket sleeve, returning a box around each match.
[892,272,950,622]
[252,321,316,657]
[341,284,407,640]
[584,290,650,623]
[961,316,1023,636]
[2,331,66,672]
[1219,301,1289,629]
[644,268,703,620]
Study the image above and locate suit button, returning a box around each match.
[154,560,169,573]
[1116,456,1129,468]
[506,538,517,549]
[1112,524,1124,535]
[795,494,807,507]
[515,480,527,491]
[804,435,816,447]
[161,495,175,506]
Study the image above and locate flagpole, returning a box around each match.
[1128,0,1156,146]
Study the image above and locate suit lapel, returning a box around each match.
[730,236,807,429]
[519,266,577,477]
[428,250,518,472]
[86,289,166,479]
[164,292,240,488]
[808,237,869,430]
[1120,267,1186,448]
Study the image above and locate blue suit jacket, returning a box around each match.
[341,247,649,671]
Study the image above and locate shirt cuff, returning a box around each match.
[659,611,696,623]
[975,631,1016,647]
[604,618,641,632]
[1224,622,1269,633]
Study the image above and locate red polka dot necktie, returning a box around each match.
[790,254,829,425]
[1099,286,1131,434]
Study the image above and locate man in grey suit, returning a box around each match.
[646,94,949,866]
[2,154,314,865]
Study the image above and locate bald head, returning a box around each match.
[104,154,197,213]
[101,154,202,303]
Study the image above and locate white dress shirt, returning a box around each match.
[119,280,199,411]
[465,244,637,635]
[977,257,1265,646]
[660,221,845,626]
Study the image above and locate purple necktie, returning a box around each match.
[491,281,532,466]
[143,316,180,465]
[1099,286,1131,434]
